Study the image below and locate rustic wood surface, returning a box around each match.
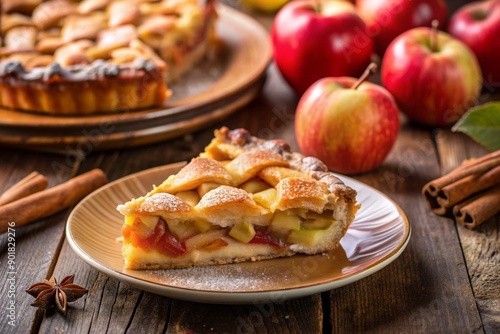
[1,1,499,333]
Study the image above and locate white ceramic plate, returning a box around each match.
[66,163,411,304]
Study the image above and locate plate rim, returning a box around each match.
[66,163,411,304]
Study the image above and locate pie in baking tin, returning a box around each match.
[0,0,217,114]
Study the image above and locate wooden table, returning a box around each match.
[1,1,499,333]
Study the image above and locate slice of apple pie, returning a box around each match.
[117,127,359,269]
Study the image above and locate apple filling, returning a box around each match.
[121,180,338,257]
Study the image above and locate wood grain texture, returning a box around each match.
[36,139,326,333]
[38,241,172,333]
[435,130,500,333]
[166,296,322,333]
[328,122,482,332]
[0,1,498,333]
[0,148,76,334]
[36,150,176,334]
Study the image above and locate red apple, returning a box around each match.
[356,0,448,56]
[448,0,500,89]
[381,24,482,127]
[295,64,400,175]
[271,0,374,95]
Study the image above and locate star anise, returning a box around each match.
[26,275,88,314]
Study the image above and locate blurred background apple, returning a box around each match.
[448,0,500,89]
[381,24,482,127]
[356,0,448,56]
[271,0,374,95]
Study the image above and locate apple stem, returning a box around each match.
[431,20,439,52]
[314,0,322,14]
[352,63,377,90]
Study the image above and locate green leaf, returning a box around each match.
[452,102,500,151]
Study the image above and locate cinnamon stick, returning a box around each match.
[0,172,48,206]
[435,165,500,214]
[0,169,107,233]
[422,150,500,215]
[453,185,500,229]
[458,149,500,169]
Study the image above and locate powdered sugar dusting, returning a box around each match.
[172,158,232,188]
[196,186,252,209]
[140,193,191,213]
[132,251,342,295]
[225,150,289,177]
[277,178,328,202]
[140,263,290,292]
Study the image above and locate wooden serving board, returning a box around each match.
[0,76,266,153]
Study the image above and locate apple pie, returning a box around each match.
[117,127,360,269]
[0,0,217,115]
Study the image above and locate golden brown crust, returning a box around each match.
[205,127,358,206]
[196,186,256,210]
[200,127,359,251]
[0,59,169,114]
[161,158,233,194]
[139,193,192,214]
[258,166,307,187]
[195,186,269,227]
[274,177,329,212]
[224,150,290,185]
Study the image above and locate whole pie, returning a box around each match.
[0,0,217,115]
[117,127,360,269]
